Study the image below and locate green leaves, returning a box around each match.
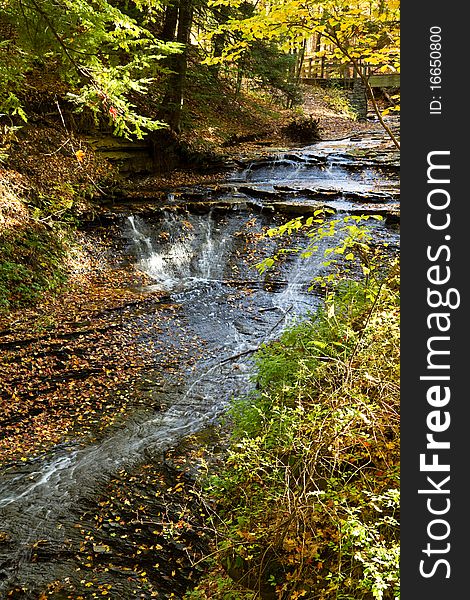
[0,0,180,137]
[256,212,384,286]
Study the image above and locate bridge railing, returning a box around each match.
[300,56,356,80]
[300,57,399,89]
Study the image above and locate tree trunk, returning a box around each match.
[159,1,178,42]
[209,5,230,78]
[160,0,193,133]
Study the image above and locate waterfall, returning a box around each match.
[126,213,192,290]
[197,208,215,278]
[127,215,153,255]
[126,211,236,291]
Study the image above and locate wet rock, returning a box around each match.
[92,544,112,555]
[345,204,400,221]
[237,186,282,200]
[343,190,397,203]
[385,209,400,225]
[265,201,329,216]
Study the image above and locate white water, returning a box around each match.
[128,211,236,292]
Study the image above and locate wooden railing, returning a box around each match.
[300,57,399,88]
[300,56,355,80]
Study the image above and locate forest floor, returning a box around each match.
[299,84,384,139]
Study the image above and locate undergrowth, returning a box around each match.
[0,176,69,310]
[0,226,66,310]
[188,255,400,600]
[320,84,358,120]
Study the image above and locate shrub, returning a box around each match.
[0,224,66,309]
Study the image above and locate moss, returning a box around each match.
[0,224,66,310]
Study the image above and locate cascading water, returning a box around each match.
[229,134,399,206]
[125,210,237,292]
[127,213,193,289]
[0,133,399,597]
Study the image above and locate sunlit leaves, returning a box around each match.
[205,0,399,69]
[203,0,400,143]
[0,0,181,137]
[256,211,384,282]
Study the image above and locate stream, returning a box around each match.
[0,133,399,598]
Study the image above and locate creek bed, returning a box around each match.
[0,134,399,599]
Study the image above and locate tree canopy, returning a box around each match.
[205,0,399,68]
[0,0,182,138]
[0,0,400,140]
[204,0,400,145]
